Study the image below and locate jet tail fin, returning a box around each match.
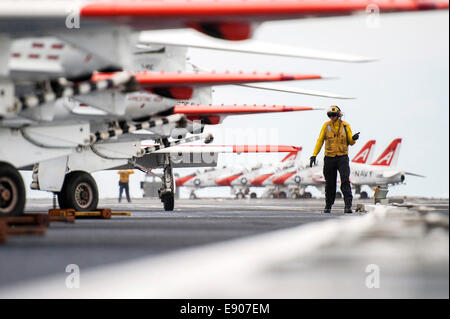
[281,147,302,163]
[371,138,402,167]
[352,140,376,164]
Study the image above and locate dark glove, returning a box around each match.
[309,156,316,168]
[352,132,360,141]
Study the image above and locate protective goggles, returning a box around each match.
[327,112,339,117]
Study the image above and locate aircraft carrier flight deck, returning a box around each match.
[0,197,448,299]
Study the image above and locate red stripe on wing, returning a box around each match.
[232,145,300,153]
[115,71,322,87]
[80,1,449,18]
[174,104,315,115]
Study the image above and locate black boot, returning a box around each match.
[323,206,331,213]
[344,206,353,214]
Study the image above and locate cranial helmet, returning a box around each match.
[327,105,342,118]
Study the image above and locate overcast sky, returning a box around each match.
[23,10,449,199]
[191,10,450,199]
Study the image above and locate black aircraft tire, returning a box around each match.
[162,192,175,211]
[58,171,99,211]
[250,192,257,199]
[236,193,245,199]
[360,191,368,199]
[0,162,26,217]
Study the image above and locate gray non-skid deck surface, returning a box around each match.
[0,198,350,287]
[0,198,447,291]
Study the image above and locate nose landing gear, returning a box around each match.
[161,191,175,211]
[159,152,175,211]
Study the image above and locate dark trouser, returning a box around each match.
[323,155,353,208]
[119,182,131,203]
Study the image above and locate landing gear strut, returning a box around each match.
[0,162,26,217]
[291,192,300,199]
[58,171,99,211]
[235,192,245,199]
[189,191,197,200]
[291,190,312,199]
[159,152,175,211]
[130,146,175,211]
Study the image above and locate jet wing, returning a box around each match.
[94,71,323,86]
[142,145,301,154]
[92,71,324,99]
[1,1,446,37]
[138,29,376,63]
[238,83,355,100]
[405,172,426,178]
[173,104,319,116]
[9,58,64,81]
[183,65,350,99]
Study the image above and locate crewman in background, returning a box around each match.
[309,105,359,214]
[118,169,134,203]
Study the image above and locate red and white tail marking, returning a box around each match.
[371,138,402,167]
[281,150,299,162]
[352,140,376,164]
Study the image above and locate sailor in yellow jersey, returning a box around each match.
[118,170,134,203]
[310,106,359,214]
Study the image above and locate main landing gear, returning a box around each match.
[159,152,175,211]
[0,162,26,217]
[57,171,99,211]
[189,191,198,200]
[235,192,245,199]
[234,188,249,199]
[291,192,312,199]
